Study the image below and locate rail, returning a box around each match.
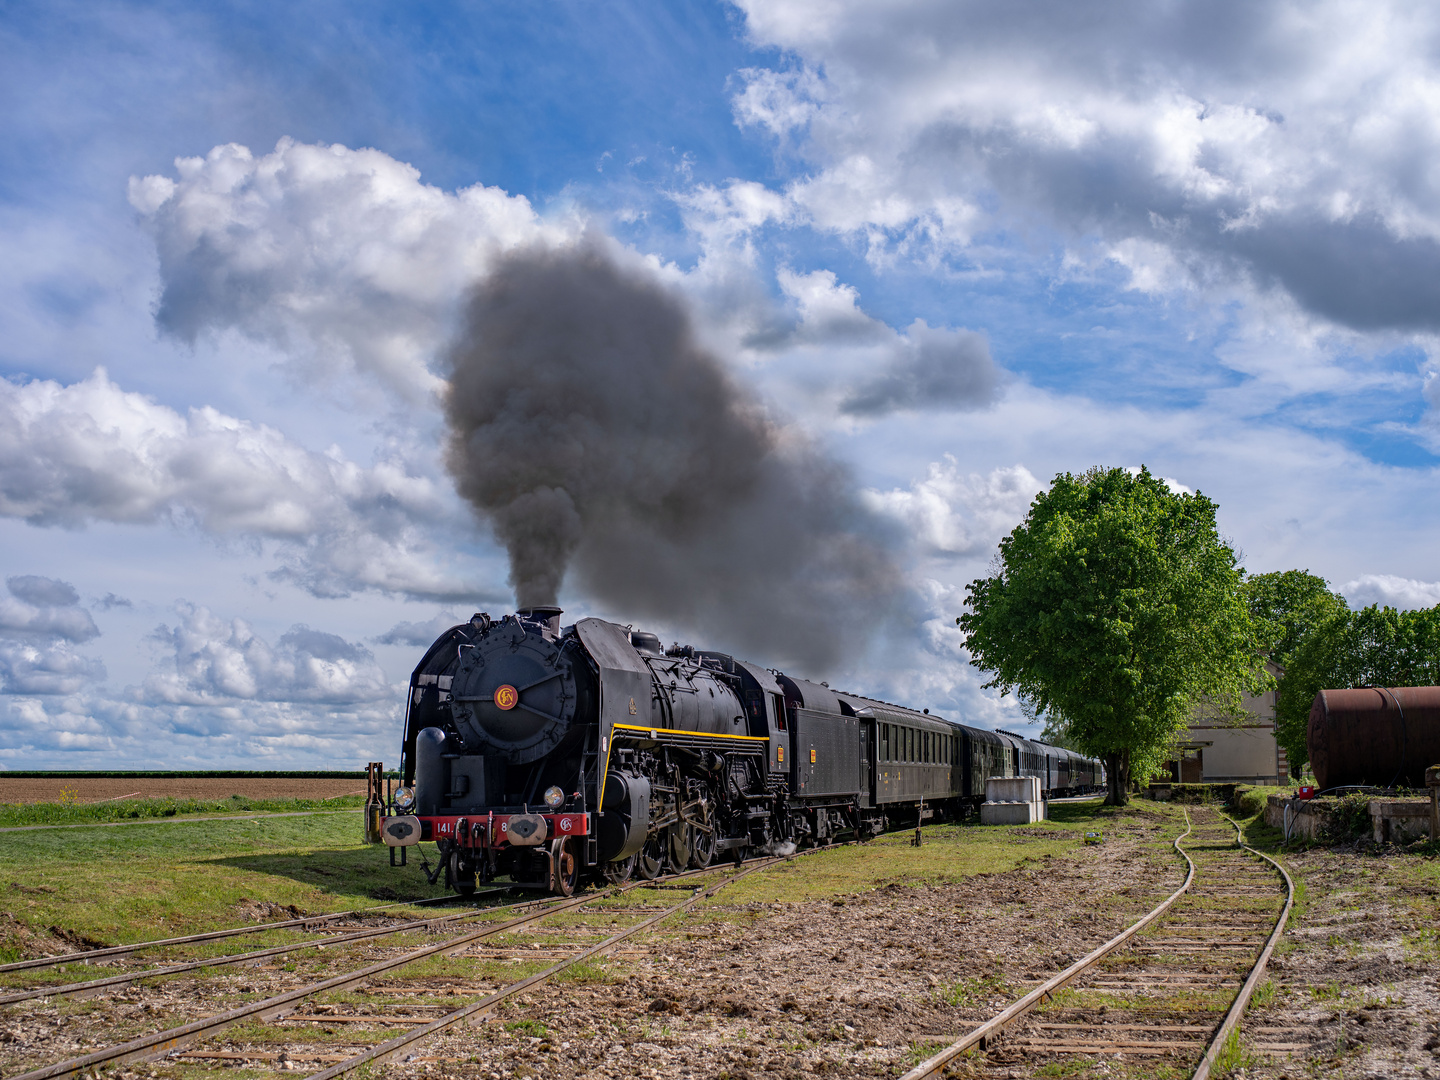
[303,856,783,1079]
[898,809,1198,1080]
[1191,813,1296,1080]
[0,893,474,975]
[7,853,789,1080]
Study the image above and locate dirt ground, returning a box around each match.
[184,811,1182,1080]
[1235,839,1440,1079]
[9,806,1434,1080]
[0,811,1183,1080]
[0,777,368,804]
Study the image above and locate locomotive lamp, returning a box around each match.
[543,785,565,808]
[393,786,416,812]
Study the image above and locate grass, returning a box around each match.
[937,971,1011,1007]
[696,806,1130,908]
[0,807,452,962]
[0,794,365,829]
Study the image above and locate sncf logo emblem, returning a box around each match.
[494,684,519,710]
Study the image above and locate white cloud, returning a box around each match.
[130,139,565,400]
[0,575,105,696]
[1340,574,1440,611]
[0,576,99,642]
[143,603,391,706]
[373,612,464,647]
[863,458,1039,557]
[0,368,480,600]
[731,1,1440,337]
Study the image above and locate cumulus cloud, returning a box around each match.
[862,458,1039,558]
[130,139,561,400]
[730,0,1440,336]
[1341,574,1440,611]
[0,575,104,696]
[144,603,391,706]
[0,368,477,600]
[0,598,405,767]
[373,612,465,647]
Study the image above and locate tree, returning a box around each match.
[959,466,1262,806]
[1274,603,1440,774]
[1241,570,1349,669]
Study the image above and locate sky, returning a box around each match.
[2,0,1439,768]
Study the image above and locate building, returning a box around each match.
[1165,660,1288,785]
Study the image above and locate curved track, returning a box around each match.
[901,806,1294,1079]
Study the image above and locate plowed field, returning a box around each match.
[0,777,366,804]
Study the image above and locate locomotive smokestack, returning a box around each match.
[442,239,901,670]
[516,605,563,637]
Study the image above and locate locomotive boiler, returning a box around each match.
[378,607,1103,895]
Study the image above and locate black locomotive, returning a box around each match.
[378,608,1102,894]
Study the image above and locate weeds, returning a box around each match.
[937,971,1011,1007]
[1323,794,1374,843]
[1213,1028,1258,1077]
[1311,980,1344,1002]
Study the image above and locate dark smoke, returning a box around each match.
[442,240,902,669]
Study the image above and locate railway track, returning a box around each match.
[1,855,788,1080]
[0,892,475,976]
[902,806,1295,1079]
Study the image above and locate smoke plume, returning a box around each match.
[442,240,901,669]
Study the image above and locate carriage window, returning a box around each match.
[908,728,915,761]
[883,724,891,761]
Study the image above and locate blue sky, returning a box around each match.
[3,0,1439,767]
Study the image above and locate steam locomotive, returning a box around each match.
[377,608,1103,895]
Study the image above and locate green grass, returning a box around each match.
[0,809,453,962]
[697,807,1136,907]
[0,794,364,828]
[937,971,1011,1007]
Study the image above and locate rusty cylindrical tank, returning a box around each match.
[1307,686,1440,790]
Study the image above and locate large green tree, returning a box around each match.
[960,466,1262,805]
[1274,603,1440,774]
[1241,570,1349,669]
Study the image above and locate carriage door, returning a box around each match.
[859,719,875,808]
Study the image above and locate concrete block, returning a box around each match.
[980,800,1043,825]
[985,776,1041,804]
[1370,799,1433,843]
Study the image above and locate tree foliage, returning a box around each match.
[960,466,1261,805]
[1274,604,1440,774]
[1241,570,1348,669]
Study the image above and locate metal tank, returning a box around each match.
[1307,686,1440,790]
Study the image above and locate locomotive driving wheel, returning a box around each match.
[602,853,636,884]
[550,837,579,896]
[637,833,664,880]
[666,823,692,872]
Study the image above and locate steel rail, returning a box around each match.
[0,895,573,1006]
[898,809,1199,1080]
[1191,813,1296,1080]
[300,856,784,1080]
[0,894,477,975]
[7,853,763,1080]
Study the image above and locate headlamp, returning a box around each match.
[543,785,565,808]
[393,786,416,812]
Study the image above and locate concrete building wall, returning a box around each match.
[1166,660,1287,785]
